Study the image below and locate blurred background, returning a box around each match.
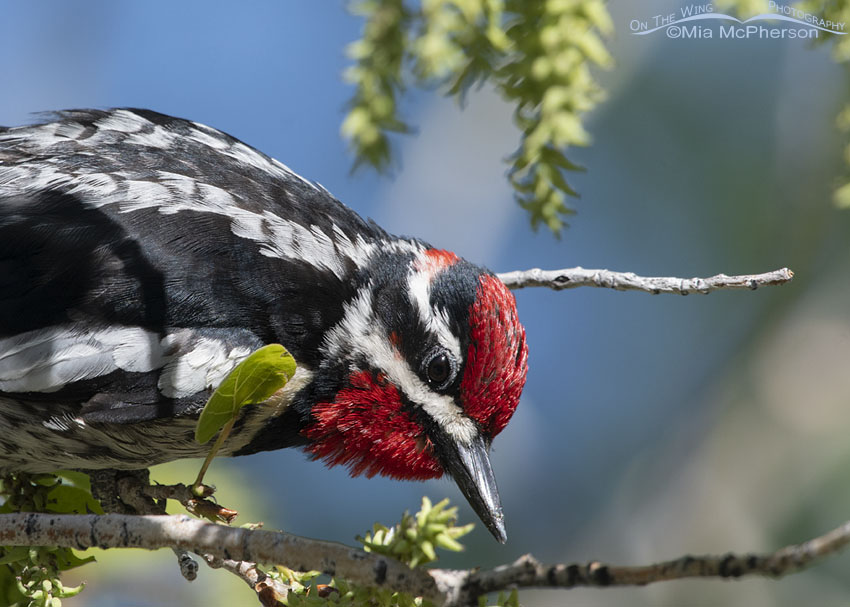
[3,1,850,605]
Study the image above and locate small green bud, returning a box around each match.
[539,25,562,51]
[420,540,436,562]
[434,533,465,552]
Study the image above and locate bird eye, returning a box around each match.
[425,352,452,388]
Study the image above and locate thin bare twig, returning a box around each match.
[205,555,291,606]
[2,512,849,606]
[140,481,214,503]
[496,266,794,294]
[174,550,199,582]
[434,519,850,605]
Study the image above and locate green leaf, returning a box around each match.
[835,181,850,209]
[195,344,296,444]
[46,485,103,515]
[359,496,473,569]
[53,550,96,572]
[344,0,614,235]
[0,547,30,566]
[54,470,92,493]
[0,474,97,605]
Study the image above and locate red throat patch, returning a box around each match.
[461,275,528,437]
[304,371,443,480]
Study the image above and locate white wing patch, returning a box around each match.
[0,325,255,399]
[93,109,148,134]
[157,338,253,399]
[54,121,87,140]
[87,110,179,148]
[0,326,164,392]
[1,164,422,280]
[0,110,425,278]
[0,164,66,194]
[322,286,476,446]
[260,211,349,276]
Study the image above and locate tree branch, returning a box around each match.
[497,266,794,294]
[0,513,440,601]
[434,519,850,605]
[115,475,280,601]
[2,512,849,606]
[204,555,292,606]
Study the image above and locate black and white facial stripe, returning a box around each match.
[318,249,483,446]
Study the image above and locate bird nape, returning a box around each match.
[0,108,528,543]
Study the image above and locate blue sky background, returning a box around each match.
[3,1,850,605]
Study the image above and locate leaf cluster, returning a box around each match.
[343,0,614,234]
[0,473,99,607]
[279,568,426,607]
[272,497,528,607]
[712,0,770,19]
[794,0,850,208]
[796,0,850,59]
[358,496,472,568]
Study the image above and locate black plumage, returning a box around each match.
[0,109,400,463]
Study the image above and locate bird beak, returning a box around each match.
[439,432,507,543]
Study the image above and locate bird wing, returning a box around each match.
[0,108,390,422]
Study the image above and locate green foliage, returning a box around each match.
[193,344,296,490]
[478,589,519,607]
[795,0,850,209]
[195,343,296,444]
[713,0,769,19]
[836,101,850,209]
[359,496,473,568]
[342,0,411,171]
[275,497,475,607]
[280,572,426,607]
[343,0,613,234]
[341,0,850,230]
[0,473,98,607]
[798,0,850,60]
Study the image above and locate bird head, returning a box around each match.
[303,248,528,542]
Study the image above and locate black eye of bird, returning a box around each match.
[426,352,452,388]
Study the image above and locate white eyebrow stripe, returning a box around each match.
[407,252,463,364]
[322,286,476,446]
